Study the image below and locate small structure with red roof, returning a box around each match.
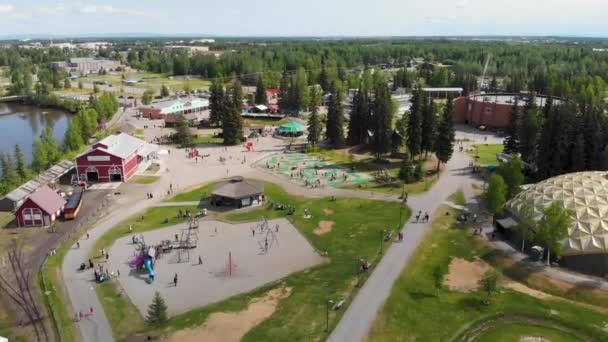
[266,89,279,99]
[16,185,66,227]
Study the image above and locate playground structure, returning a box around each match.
[109,218,323,316]
[372,169,392,184]
[175,218,199,263]
[129,234,157,283]
[258,153,373,188]
[256,217,280,254]
[245,141,254,152]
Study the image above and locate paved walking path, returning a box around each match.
[328,150,473,342]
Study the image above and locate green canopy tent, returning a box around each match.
[277,121,306,136]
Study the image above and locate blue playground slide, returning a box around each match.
[145,257,155,283]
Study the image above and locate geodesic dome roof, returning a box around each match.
[506,171,608,256]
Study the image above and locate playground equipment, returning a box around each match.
[176,218,199,263]
[129,235,157,283]
[372,169,392,184]
[224,251,238,276]
[256,217,279,253]
[188,148,200,158]
[245,141,254,152]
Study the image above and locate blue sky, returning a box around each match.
[1,0,608,37]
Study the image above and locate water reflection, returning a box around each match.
[0,103,70,164]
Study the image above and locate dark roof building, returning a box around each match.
[211,177,264,208]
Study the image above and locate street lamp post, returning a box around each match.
[326,299,334,332]
[380,229,386,254]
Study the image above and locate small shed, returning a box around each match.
[211,177,264,208]
[16,185,66,227]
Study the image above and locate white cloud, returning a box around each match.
[0,3,14,13]
[77,3,158,17]
[38,3,67,15]
[456,0,469,9]
[8,12,31,20]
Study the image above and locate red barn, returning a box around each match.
[16,185,66,227]
[75,133,159,183]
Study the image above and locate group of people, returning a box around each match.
[415,210,430,223]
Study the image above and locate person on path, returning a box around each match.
[105,252,109,261]
[252,228,255,236]
[117,269,121,277]
[175,234,178,242]
[265,238,269,251]
[170,183,173,191]
[415,213,420,223]
[87,233,90,239]
[89,306,94,316]
[173,273,178,287]
[129,224,133,233]
[76,241,80,249]
[198,255,203,265]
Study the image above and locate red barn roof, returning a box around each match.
[25,185,66,215]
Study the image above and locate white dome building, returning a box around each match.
[505,171,608,276]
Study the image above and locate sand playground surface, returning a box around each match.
[165,287,292,342]
[444,257,491,292]
[108,218,322,316]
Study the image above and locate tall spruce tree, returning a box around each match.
[420,94,436,157]
[13,144,27,182]
[146,291,168,324]
[209,79,226,127]
[518,108,542,164]
[325,82,345,146]
[254,77,268,105]
[347,86,369,145]
[433,96,455,171]
[222,81,244,145]
[571,133,586,172]
[503,98,520,154]
[582,108,604,170]
[0,154,18,192]
[307,87,322,147]
[407,86,423,159]
[370,81,393,159]
[278,71,291,112]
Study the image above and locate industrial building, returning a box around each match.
[454,93,556,129]
[50,57,121,75]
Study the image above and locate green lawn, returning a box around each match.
[190,134,223,145]
[473,322,583,342]
[468,144,504,166]
[82,72,210,94]
[367,194,607,341]
[166,182,216,202]
[92,181,408,341]
[130,175,160,184]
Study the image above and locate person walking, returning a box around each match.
[86,233,90,239]
[173,273,178,287]
[198,255,203,265]
[76,241,80,249]
[89,306,94,316]
[105,252,109,261]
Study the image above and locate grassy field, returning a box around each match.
[92,181,408,340]
[190,134,223,145]
[468,144,503,166]
[166,182,215,202]
[367,195,607,341]
[310,148,439,195]
[82,72,210,94]
[473,322,583,342]
[130,175,160,184]
[243,117,289,127]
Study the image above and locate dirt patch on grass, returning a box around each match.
[444,257,491,292]
[166,287,292,342]
[519,337,550,342]
[313,221,335,235]
[504,280,553,300]
[323,208,334,215]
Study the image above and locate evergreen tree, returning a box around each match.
[222,81,244,145]
[571,133,586,172]
[581,108,603,170]
[13,145,28,182]
[209,79,226,127]
[63,78,71,89]
[347,84,370,146]
[319,66,331,93]
[518,108,542,164]
[278,71,291,112]
[325,82,345,146]
[161,84,170,97]
[254,77,268,105]
[370,81,393,159]
[398,156,413,183]
[407,86,423,159]
[77,108,98,142]
[503,98,520,154]
[433,96,455,171]
[292,67,309,113]
[0,154,18,192]
[146,291,168,324]
[479,270,501,304]
[307,87,322,147]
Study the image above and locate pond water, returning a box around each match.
[0,102,70,164]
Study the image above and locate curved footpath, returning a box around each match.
[328,149,474,342]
